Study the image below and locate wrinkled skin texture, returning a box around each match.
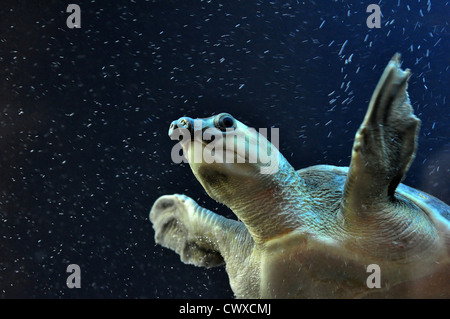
[150,55,450,298]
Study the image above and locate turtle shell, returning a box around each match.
[396,183,450,223]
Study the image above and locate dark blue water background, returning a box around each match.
[0,0,448,298]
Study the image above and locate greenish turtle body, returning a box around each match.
[150,54,450,298]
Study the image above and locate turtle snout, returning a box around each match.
[168,117,194,141]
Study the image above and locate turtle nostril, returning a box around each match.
[169,117,194,139]
[178,118,194,131]
[179,118,189,128]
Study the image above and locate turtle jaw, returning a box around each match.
[176,131,270,205]
[184,141,260,193]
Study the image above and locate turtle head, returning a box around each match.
[167,113,301,243]
[168,113,285,202]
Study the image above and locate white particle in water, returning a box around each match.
[338,40,348,55]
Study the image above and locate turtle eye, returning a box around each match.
[215,113,236,131]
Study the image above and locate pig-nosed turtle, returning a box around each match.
[149,54,450,298]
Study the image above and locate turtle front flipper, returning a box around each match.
[342,54,421,215]
[150,194,254,269]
